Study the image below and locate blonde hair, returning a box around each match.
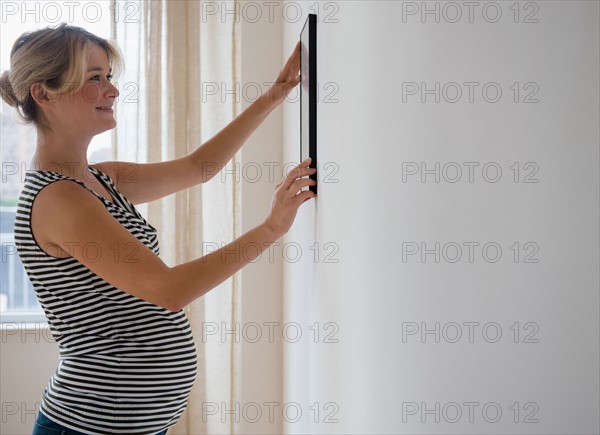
[0,22,123,130]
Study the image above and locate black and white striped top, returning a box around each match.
[14,167,197,435]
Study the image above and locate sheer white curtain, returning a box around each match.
[111,1,241,433]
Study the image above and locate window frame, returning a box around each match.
[0,1,113,325]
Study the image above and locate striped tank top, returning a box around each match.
[14,167,197,434]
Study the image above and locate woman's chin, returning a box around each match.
[94,122,117,136]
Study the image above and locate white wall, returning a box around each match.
[283,1,599,433]
[236,12,283,433]
[1,324,58,434]
[237,9,284,435]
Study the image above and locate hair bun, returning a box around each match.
[0,70,19,108]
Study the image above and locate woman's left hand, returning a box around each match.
[261,41,301,108]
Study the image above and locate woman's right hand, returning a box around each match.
[263,158,317,238]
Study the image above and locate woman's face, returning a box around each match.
[52,44,119,138]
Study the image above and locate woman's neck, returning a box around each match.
[30,131,92,178]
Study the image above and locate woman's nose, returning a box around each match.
[106,80,119,99]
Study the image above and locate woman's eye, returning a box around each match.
[89,75,113,82]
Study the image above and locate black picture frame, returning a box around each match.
[300,13,317,194]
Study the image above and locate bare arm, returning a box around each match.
[94,97,272,205]
[33,159,316,312]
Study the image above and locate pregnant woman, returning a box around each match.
[0,23,316,435]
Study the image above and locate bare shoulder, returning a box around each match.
[30,177,176,310]
[35,178,105,213]
[32,179,109,255]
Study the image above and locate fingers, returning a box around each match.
[279,160,317,200]
[282,49,299,73]
[290,175,317,190]
[283,158,314,187]
[292,42,300,66]
[281,42,301,80]
[292,157,313,174]
[289,41,300,64]
[272,43,301,97]
[295,189,317,205]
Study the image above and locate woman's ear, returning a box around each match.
[29,82,52,108]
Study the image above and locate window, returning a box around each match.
[1,2,113,322]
